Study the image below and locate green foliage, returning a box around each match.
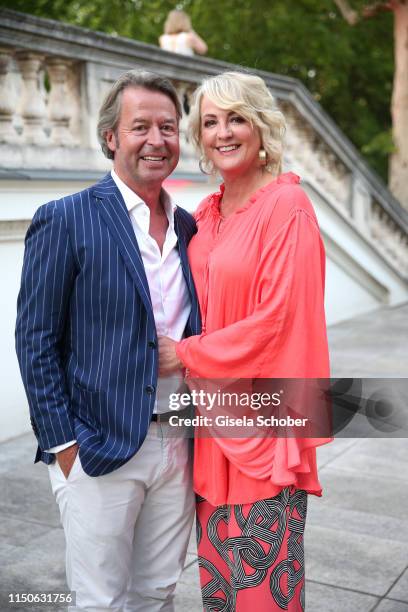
[1,0,393,180]
[363,129,394,156]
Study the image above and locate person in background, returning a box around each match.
[159,9,207,56]
[158,71,332,611]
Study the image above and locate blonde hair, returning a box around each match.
[164,10,192,34]
[189,71,286,174]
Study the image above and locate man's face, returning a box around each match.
[106,86,180,189]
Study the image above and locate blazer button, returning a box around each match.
[145,385,155,394]
[148,340,157,349]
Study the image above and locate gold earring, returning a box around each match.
[199,157,212,175]
[259,149,267,165]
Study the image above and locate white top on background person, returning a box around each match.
[159,9,207,56]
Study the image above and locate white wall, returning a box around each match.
[1,180,100,443]
[1,240,29,441]
[1,179,100,220]
[325,258,379,325]
[304,182,408,324]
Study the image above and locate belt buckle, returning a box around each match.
[155,412,169,424]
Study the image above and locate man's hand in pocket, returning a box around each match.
[57,444,79,479]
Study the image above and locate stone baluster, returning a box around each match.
[0,48,19,143]
[175,83,189,133]
[325,153,337,197]
[16,51,47,145]
[283,113,305,172]
[335,161,351,207]
[174,81,196,158]
[399,235,408,274]
[306,136,323,181]
[352,176,371,233]
[282,124,298,169]
[46,57,74,146]
[301,129,317,176]
[319,143,332,187]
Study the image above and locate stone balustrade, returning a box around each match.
[0,49,77,147]
[0,7,407,280]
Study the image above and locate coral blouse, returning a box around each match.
[176,173,331,506]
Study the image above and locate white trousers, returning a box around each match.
[48,423,195,612]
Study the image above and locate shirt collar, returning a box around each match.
[111,170,176,221]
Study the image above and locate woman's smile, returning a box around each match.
[215,144,241,154]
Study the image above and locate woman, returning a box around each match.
[159,9,207,56]
[159,71,331,611]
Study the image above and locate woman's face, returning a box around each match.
[200,95,262,179]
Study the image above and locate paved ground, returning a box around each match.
[0,303,407,611]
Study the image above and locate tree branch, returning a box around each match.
[362,2,394,18]
[334,0,394,25]
[363,2,394,17]
[333,0,359,24]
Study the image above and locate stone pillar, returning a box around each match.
[174,80,196,159]
[352,175,371,235]
[16,51,47,145]
[0,48,19,144]
[46,57,74,146]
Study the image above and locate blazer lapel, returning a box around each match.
[174,211,194,298]
[174,210,201,336]
[92,174,153,320]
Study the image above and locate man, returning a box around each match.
[15,70,200,611]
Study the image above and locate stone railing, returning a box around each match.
[0,8,407,278]
[0,51,79,145]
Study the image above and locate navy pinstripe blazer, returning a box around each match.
[15,173,201,476]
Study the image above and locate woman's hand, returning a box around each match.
[158,336,183,375]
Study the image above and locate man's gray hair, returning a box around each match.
[97,70,182,160]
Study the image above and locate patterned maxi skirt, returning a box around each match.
[196,487,307,611]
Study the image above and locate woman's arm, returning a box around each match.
[188,30,208,54]
[176,208,329,379]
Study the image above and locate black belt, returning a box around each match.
[151,407,192,423]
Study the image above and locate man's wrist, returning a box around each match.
[58,443,78,455]
[47,440,77,454]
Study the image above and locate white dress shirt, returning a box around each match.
[47,171,191,452]
[111,170,191,413]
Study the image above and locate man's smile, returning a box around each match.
[140,155,167,161]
